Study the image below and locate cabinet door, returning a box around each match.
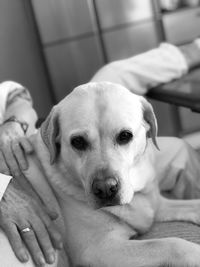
[96,0,154,29]
[103,21,159,61]
[32,0,97,44]
[45,37,104,101]
[163,7,200,44]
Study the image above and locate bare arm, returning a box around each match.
[0,82,64,265]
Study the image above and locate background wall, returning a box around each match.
[0,0,54,118]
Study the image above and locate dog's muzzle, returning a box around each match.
[92,177,119,202]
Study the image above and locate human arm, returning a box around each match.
[91,40,200,95]
[0,81,38,177]
[0,178,63,266]
[0,81,63,265]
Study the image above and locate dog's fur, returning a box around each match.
[2,81,200,267]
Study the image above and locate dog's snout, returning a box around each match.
[92,177,119,200]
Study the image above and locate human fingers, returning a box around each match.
[3,146,21,177]
[19,137,33,154]
[11,140,28,171]
[0,150,10,175]
[31,217,56,264]
[46,223,63,251]
[2,222,29,263]
[18,224,46,267]
[38,208,63,250]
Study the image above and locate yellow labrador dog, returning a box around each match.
[1,81,200,267]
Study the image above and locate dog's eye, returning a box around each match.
[116,130,133,145]
[71,136,89,151]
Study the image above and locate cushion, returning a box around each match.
[139,221,200,245]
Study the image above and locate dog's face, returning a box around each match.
[40,82,158,208]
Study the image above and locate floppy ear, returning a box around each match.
[140,97,159,150]
[40,106,60,165]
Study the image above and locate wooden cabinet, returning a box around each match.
[96,0,154,29]
[45,36,104,101]
[32,0,159,103]
[32,0,96,44]
[163,7,200,44]
[103,21,159,61]
[157,4,200,135]
[32,0,104,103]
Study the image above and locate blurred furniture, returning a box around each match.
[147,68,200,135]
[147,68,200,113]
[31,0,104,102]
[31,0,160,102]
[31,0,200,137]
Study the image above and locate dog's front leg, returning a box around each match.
[83,236,200,267]
[155,195,200,225]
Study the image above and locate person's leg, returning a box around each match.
[155,137,200,199]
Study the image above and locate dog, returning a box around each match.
[1,81,200,267]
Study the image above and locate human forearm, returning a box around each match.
[4,98,38,136]
[91,42,197,95]
[0,81,38,135]
[0,81,37,177]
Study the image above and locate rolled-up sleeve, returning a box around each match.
[0,81,32,124]
[91,43,188,95]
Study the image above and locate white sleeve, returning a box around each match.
[0,81,32,124]
[0,174,12,201]
[91,43,188,95]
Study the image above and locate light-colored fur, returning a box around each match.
[1,81,200,267]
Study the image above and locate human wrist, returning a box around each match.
[3,116,29,134]
[179,42,200,70]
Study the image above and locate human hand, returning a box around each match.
[0,180,63,266]
[0,122,33,177]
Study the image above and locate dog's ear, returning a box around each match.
[140,97,159,150]
[40,106,60,165]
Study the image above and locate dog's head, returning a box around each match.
[40,82,158,208]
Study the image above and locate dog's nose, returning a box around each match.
[92,177,118,200]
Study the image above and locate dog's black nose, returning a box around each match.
[92,178,118,200]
